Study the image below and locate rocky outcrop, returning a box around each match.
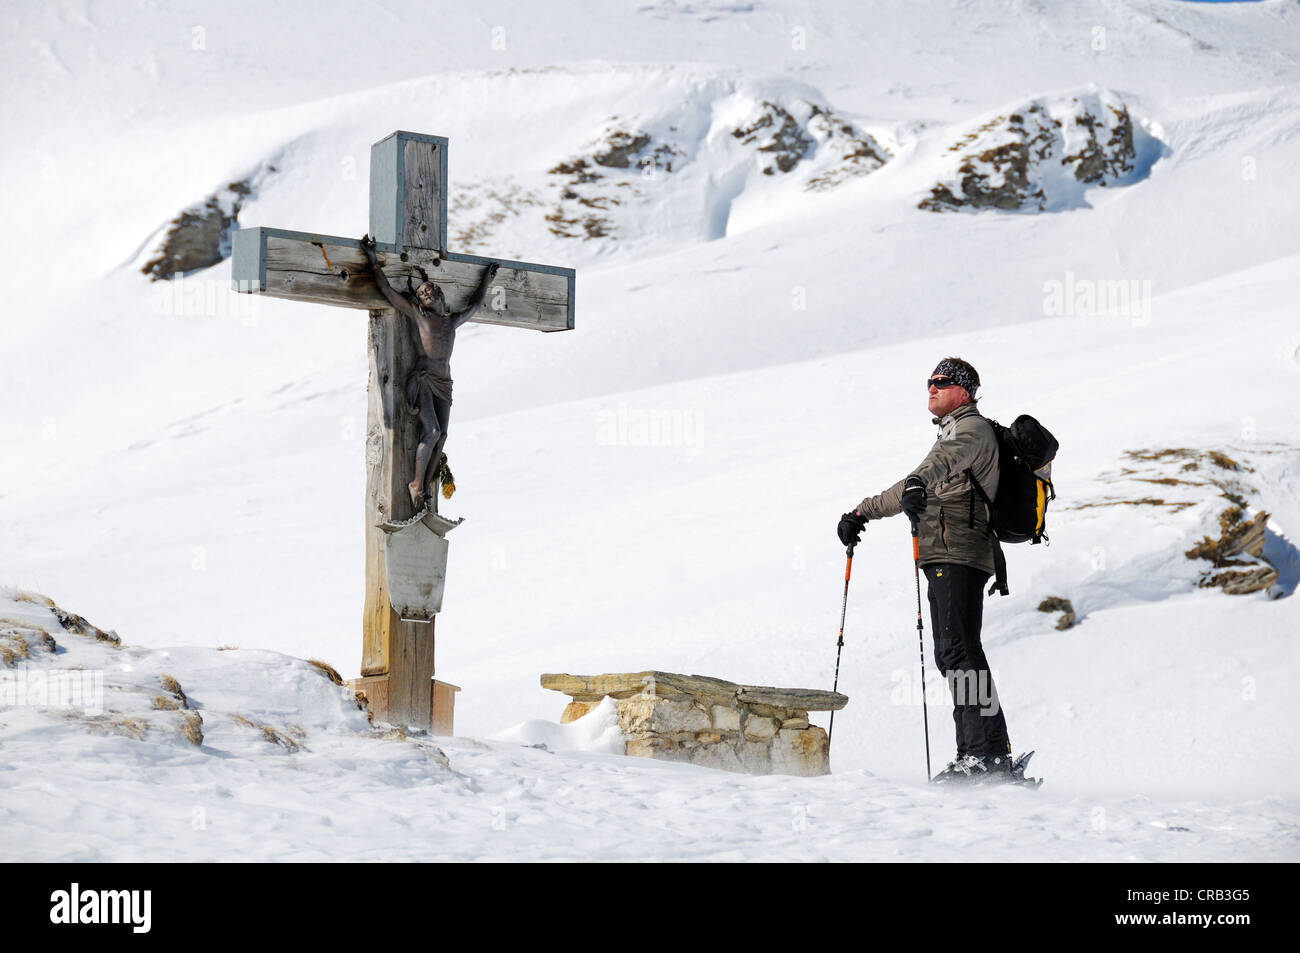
[1067,446,1286,598]
[541,96,889,242]
[803,105,891,191]
[731,101,814,175]
[1187,506,1278,595]
[140,165,275,280]
[920,88,1139,213]
[544,125,684,240]
[1037,596,1077,630]
[541,670,847,776]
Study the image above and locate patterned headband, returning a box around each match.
[933,359,979,396]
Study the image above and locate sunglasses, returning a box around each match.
[927,376,957,390]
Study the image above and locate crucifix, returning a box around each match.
[231,130,575,732]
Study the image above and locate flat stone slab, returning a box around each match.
[540,671,848,712]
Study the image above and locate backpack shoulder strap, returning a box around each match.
[964,415,999,527]
[989,538,1009,597]
[965,462,1007,595]
[966,465,993,528]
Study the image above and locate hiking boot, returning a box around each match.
[981,752,1014,776]
[932,754,977,783]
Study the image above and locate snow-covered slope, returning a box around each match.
[2,0,1299,861]
[3,586,1294,861]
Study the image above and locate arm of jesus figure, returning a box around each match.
[450,262,500,328]
[360,234,416,318]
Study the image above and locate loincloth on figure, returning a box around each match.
[405,358,453,413]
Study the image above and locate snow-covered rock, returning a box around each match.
[919,87,1158,213]
[138,164,276,281]
[460,75,890,250]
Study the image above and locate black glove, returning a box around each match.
[837,512,866,548]
[900,476,927,521]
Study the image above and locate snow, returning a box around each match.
[1,0,1299,861]
[3,587,1292,862]
[490,696,627,755]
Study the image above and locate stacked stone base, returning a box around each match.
[545,672,846,777]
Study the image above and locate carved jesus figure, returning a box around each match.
[361,234,498,508]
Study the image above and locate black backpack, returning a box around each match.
[966,414,1058,595]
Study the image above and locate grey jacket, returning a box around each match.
[855,402,1000,576]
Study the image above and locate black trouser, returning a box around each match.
[923,563,1010,759]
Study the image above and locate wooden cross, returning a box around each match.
[231,130,575,732]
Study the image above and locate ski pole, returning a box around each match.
[910,517,933,782]
[827,541,854,747]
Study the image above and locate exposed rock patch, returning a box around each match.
[158,673,189,709]
[920,88,1142,213]
[0,624,56,665]
[537,98,889,243]
[804,105,891,190]
[50,605,120,646]
[1037,596,1077,630]
[140,164,275,280]
[732,101,815,174]
[1066,448,1253,515]
[1066,446,1291,597]
[545,121,686,241]
[1186,507,1277,595]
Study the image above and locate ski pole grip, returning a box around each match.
[908,515,920,560]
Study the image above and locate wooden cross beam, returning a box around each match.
[232,133,573,330]
[230,131,575,732]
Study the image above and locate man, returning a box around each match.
[837,357,1016,783]
[361,234,498,508]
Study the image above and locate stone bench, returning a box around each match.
[540,671,848,777]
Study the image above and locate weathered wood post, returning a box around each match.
[232,131,575,731]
